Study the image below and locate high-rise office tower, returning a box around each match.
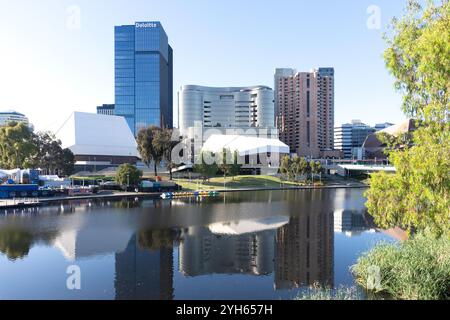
[115,21,173,135]
[334,120,375,159]
[275,68,335,158]
[96,104,115,116]
[178,85,275,137]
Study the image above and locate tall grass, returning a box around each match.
[295,285,362,300]
[351,232,450,300]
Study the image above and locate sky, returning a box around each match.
[0,0,411,132]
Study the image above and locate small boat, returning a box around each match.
[160,190,219,199]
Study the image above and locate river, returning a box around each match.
[0,188,395,300]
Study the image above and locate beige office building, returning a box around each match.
[275,68,336,158]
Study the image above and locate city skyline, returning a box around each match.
[0,0,408,132]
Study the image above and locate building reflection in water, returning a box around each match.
[0,189,381,299]
[114,233,174,300]
[179,216,289,276]
[178,191,337,291]
[274,190,334,290]
[334,209,374,237]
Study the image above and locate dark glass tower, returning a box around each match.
[115,21,173,135]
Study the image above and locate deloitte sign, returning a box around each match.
[135,22,158,28]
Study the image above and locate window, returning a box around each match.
[306,91,310,117]
[307,121,310,147]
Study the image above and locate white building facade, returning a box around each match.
[0,110,31,128]
[56,112,139,172]
[178,85,276,138]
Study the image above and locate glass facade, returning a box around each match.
[115,21,173,135]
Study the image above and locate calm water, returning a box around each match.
[0,188,395,300]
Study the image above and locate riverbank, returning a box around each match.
[173,175,366,191]
[0,178,368,210]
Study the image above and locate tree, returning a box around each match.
[115,163,143,187]
[0,122,36,169]
[154,128,180,180]
[193,152,218,181]
[61,148,75,176]
[31,132,74,176]
[279,155,291,180]
[310,160,322,184]
[365,0,450,237]
[219,149,241,181]
[292,156,308,181]
[136,126,164,177]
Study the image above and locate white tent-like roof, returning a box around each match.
[202,134,289,156]
[56,112,139,157]
[208,216,289,235]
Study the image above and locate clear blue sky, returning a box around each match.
[0,0,411,131]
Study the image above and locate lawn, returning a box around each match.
[173,175,315,191]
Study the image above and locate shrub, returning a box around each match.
[295,284,362,300]
[351,232,450,300]
[115,163,143,187]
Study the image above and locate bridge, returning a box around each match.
[322,160,396,177]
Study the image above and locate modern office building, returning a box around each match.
[96,104,115,116]
[0,110,31,127]
[275,68,335,158]
[334,120,375,159]
[178,85,276,138]
[363,119,417,160]
[115,21,173,135]
[56,112,139,172]
[374,122,395,131]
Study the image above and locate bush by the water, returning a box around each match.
[295,285,362,300]
[352,233,450,300]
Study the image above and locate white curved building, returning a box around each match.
[178,85,275,136]
[0,110,30,127]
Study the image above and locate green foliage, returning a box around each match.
[292,156,309,180]
[366,0,450,237]
[61,148,75,176]
[32,131,75,176]
[138,229,179,251]
[219,149,242,179]
[0,227,33,261]
[136,126,164,176]
[154,128,180,180]
[193,152,218,181]
[0,122,36,169]
[279,155,292,180]
[295,285,362,300]
[115,163,143,186]
[280,155,318,182]
[384,0,449,123]
[352,232,450,300]
[0,123,75,175]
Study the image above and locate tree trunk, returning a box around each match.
[169,164,173,180]
[154,162,158,177]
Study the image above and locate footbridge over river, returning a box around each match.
[322,160,396,177]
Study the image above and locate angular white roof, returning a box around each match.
[56,112,139,157]
[202,134,289,155]
[208,216,289,235]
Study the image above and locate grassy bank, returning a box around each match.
[295,285,362,300]
[351,233,450,300]
[173,175,323,191]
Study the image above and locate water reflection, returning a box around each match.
[0,189,390,300]
[115,234,174,300]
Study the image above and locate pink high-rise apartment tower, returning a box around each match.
[275,68,335,158]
